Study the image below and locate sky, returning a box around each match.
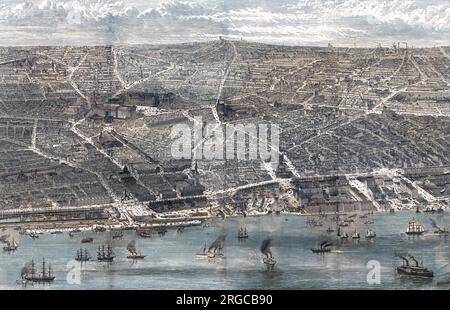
[0,0,449,47]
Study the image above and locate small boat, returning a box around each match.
[311,241,332,254]
[437,207,444,213]
[22,258,55,283]
[405,219,425,235]
[157,228,167,236]
[397,255,433,278]
[0,234,10,243]
[126,240,146,260]
[177,227,185,234]
[50,231,63,235]
[416,206,421,214]
[94,225,107,233]
[339,222,350,227]
[337,227,349,239]
[352,231,360,239]
[68,232,74,238]
[365,229,376,239]
[390,208,395,214]
[97,244,115,262]
[423,207,436,214]
[261,238,276,266]
[237,227,249,239]
[81,237,94,243]
[75,248,91,262]
[112,231,123,239]
[430,219,450,235]
[29,232,39,240]
[364,220,374,225]
[3,238,19,252]
[137,229,154,238]
[326,227,334,233]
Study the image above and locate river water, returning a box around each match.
[1,211,450,290]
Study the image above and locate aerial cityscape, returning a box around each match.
[1,0,450,290]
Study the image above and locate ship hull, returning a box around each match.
[396,267,433,278]
[126,255,146,259]
[405,232,424,235]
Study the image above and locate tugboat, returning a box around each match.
[405,219,425,235]
[352,230,360,240]
[97,244,115,262]
[237,227,249,240]
[75,248,91,262]
[81,237,94,243]
[311,241,332,254]
[3,238,19,252]
[365,229,376,239]
[261,238,276,267]
[22,258,55,283]
[126,240,146,260]
[112,231,123,239]
[397,255,433,278]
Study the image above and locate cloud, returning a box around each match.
[0,0,449,46]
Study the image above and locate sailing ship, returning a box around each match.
[3,238,18,252]
[207,235,226,258]
[22,258,55,283]
[311,241,332,254]
[337,227,349,239]
[261,238,276,266]
[97,244,115,262]
[75,248,91,262]
[406,219,425,235]
[397,255,433,278]
[365,229,376,239]
[237,227,249,239]
[126,240,146,259]
[352,230,360,239]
